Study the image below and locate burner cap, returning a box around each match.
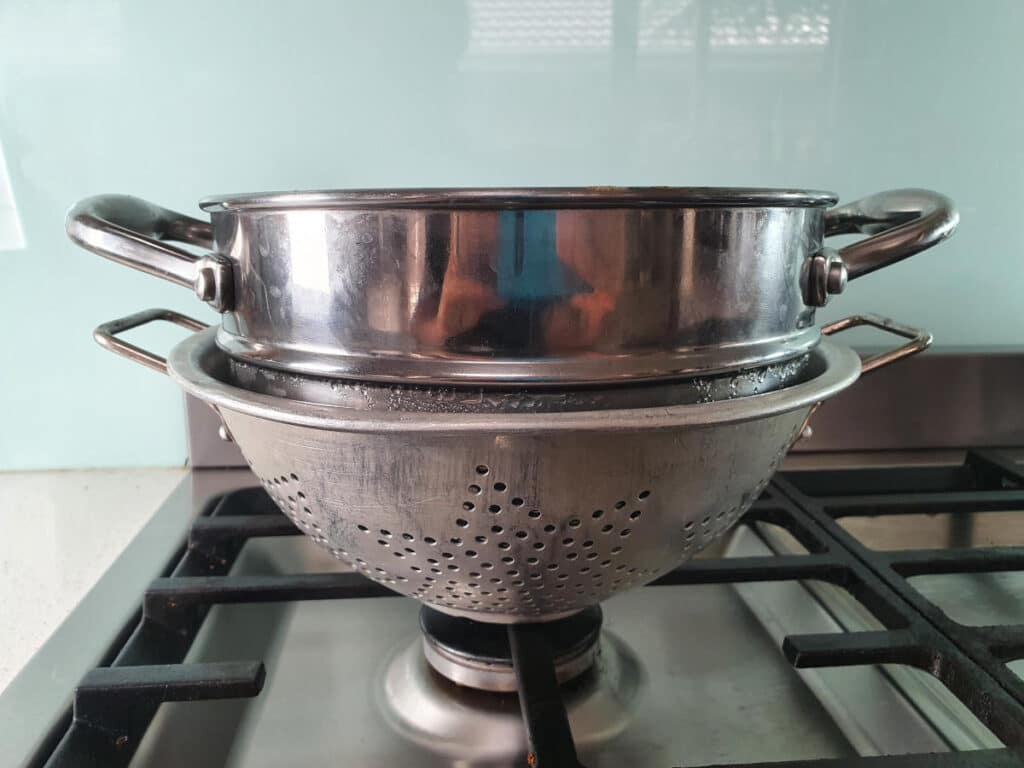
[420,606,602,692]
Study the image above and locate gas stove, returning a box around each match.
[2,449,1023,767]
[4,352,1024,767]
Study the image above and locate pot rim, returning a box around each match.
[199,186,839,212]
[168,328,861,434]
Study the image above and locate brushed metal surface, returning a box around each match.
[162,329,859,622]
[212,583,857,767]
[795,351,1024,451]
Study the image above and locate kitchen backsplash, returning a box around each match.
[1,0,1019,469]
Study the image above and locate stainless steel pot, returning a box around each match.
[68,187,956,386]
[94,308,928,622]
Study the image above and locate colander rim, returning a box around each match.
[167,328,861,434]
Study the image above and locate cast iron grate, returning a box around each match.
[29,450,1024,767]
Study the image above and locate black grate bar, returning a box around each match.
[745,504,831,554]
[75,661,264,727]
[821,491,1024,519]
[144,572,397,623]
[883,547,1024,577]
[705,748,1023,767]
[772,474,1024,749]
[968,449,1024,486]
[650,554,849,587]
[975,625,1024,662]
[782,629,927,669]
[44,662,264,768]
[189,514,300,545]
[508,623,584,768]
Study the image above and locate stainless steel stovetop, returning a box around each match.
[4,448,1024,767]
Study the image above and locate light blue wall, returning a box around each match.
[1,0,1021,469]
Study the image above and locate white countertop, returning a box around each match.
[0,467,187,694]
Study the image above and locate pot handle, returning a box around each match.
[807,189,958,306]
[819,313,932,374]
[67,195,234,312]
[94,308,208,375]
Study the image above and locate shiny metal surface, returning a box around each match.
[422,633,599,693]
[386,631,639,760]
[825,188,958,281]
[68,187,956,385]
[65,195,233,312]
[199,186,839,210]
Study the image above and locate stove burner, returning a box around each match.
[420,605,602,692]
[380,625,639,762]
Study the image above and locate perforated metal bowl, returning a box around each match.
[95,310,927,623]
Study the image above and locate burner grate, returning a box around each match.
[30,453,1024,767]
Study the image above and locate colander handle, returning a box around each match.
[796,314,931,442]
[94,308,208,375]
[819,314,932,374]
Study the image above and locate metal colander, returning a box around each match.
[172,326,860,623]
[95,311,927,623]
[238,419,799,621]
